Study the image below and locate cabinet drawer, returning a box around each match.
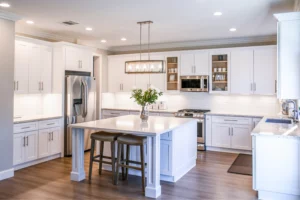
[212,116,251,125]
[130,111,140,115]
[161,132,172,141]
[39,119,60,130]
[14,122,38,133]
[102,109,130,116]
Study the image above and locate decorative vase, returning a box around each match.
[140,106,149,122]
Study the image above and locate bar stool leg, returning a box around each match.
[121,144,125,179]
[111,141,116,184]
[140,144,146,194]
[99,141,104,175]
[116,143,122,185]
[125,144,130,180]
[89,139,95,180]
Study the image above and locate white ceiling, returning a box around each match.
[2,0,295,49]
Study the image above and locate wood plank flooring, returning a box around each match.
[0,151,257,200]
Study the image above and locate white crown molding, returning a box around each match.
[274,12,300,21]
[76,39,108,50]
[0,10,21,21]
[108,35,277,53]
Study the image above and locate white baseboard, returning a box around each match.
[14,153,61,171]
[206,146,252,155]
[258,191,300,200]
[0,168,14,181]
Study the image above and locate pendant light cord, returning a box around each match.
[140,23,142,61]
[148,22,150,60]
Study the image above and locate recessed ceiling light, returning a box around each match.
[86,27,93,31]
[214,12,222,16]
[229,28,237,32]
[26,21,34,24]
[0,2,10,7]
[121,37,127,41]
[101,40,107,43]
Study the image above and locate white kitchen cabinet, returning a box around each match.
[65,46,92,72]
[205,115,212,146]
[50,127,61,154]
[38,127,61,158]
[108,55,136,92]
[13,131,38,165]
[181,51,209,76]
[211,123,231,148]
[160,140,172,175]
[253,47,277,95]
[14,41,30,94]
[135,74,150,90]
[150,73,165,92]
[230,49,253,94]
[40,46,53,93]
[275,13,300,99]
[231,125,252,150]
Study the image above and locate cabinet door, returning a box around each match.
[13,133,25,165]
[28,45,41,93]
[135,74,150,91]
[79,49,92,72]
[50,127,61,155]
[253,47,276,95]
[180,53,194,76]
[194,51,209,75]
[149,54,165,92]
[211,123,231,148]
[108,57,126,92]
[160,140,172,175]
[65,46,80,71]
[15,41,29,94]
[38,129,50,158]
[25,131,38,162]
[231,125,252,150]
[40,46,52,93]
[231,49,254,95]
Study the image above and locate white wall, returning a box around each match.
[102,92,280,115]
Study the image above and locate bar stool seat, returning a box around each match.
[88,131,123,184]
[116,134,147,194]
[117,135,147,145]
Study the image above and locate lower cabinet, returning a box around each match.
[231,125,252,150]
[13,131,38,165]
[160,139,172,175]
[211,124,231,148]
[38,127,60,158]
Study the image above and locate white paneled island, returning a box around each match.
[69,115,197,198]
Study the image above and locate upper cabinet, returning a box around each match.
[181,51,209,76]
[275,12,300,99]
[15,39,53,94]
[210,51,230,93]
[65,46,92,72]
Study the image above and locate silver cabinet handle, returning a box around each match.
[275,80,277,93]
[47,123,55,125]
[26,136,29,146]
[52,132,54,141]
[49,132,51,141]
[250,83,253,91]
[14,81,15,91]
[231,127,234,136]
[21,126,30,129]
[120,84,122,91]
[122,84,124,91]
[17,81,19,90]
[42,82,43,91]
[23,137,26,147]
[228,127,230,136]
[254,82,256,91]
[110,112,120,115]
[224,119,237,122]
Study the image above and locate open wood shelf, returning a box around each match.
[213,81,227,84]
[212,61,228,63]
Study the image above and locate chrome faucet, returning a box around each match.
[286,100,298,122]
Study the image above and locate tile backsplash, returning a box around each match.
[102,92,280,115]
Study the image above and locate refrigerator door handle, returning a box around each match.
[81,80,88,118]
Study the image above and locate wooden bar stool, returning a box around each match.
[115,135,147,193]
[88,131,123,184]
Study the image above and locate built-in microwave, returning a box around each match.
[180,75,209,92]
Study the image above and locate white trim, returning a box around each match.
[0,10,21,21]
[274,12,300,21]
[0,168,14,181]
[258,191,300,200]
[15,35,53,47]
[109,35,276,53]
[206,146,252,154]
[14,153,61,171]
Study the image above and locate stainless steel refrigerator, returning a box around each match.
[64,75,96,156]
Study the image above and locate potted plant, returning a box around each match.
[131,88,163,121]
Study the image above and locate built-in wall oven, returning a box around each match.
[175,109,210,151]
[180,76,209,92]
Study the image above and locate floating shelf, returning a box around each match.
[212,60,228,63]
[167,72,178,74]
[212,71,227,74]
[167,63,178,64]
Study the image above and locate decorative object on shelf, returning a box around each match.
[218,55,224,61]
[131,88,163,121]
[169,75,175,81]
[125,21,165,74]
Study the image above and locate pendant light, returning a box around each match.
[125,21,165,74]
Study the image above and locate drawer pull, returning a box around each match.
[224,120,238,122]
[110,113,120,115]
[21,126,31,129]
[47,123,55,125]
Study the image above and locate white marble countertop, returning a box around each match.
[69,115,196,136]
[102,107,178,113]
[251,116,300,138]
[14,115,63,124]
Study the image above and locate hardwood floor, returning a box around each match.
[0,151,257,200]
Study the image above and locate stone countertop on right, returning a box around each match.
[251,116,300,138]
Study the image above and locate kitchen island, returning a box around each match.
[252,117,300,200]
[68,115,197,198]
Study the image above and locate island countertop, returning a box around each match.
[69,115,197,136]
[251,116,300,138]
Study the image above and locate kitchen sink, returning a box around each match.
[265,118,292,124]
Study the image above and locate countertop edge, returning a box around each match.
[102,108,177,113]
[205,112,265,118]
[14,116,63,124]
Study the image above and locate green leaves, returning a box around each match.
[130,88,163,106]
